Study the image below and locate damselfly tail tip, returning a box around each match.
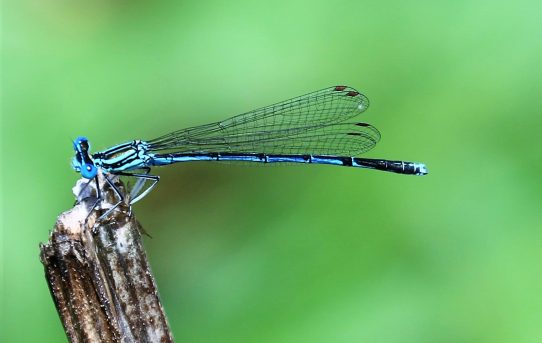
[414,163,428,176]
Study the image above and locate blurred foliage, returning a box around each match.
[2,0,541,342]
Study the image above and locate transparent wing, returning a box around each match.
[147,86,377,156]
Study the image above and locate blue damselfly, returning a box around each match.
[72,86,427,215]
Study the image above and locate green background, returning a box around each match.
[2,0,541,342]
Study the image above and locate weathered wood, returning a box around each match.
[40,174,174,343]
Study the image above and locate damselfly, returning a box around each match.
[73,86,427,214]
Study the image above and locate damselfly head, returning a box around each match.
[72,136,98,179]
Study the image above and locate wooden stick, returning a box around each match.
[39,173,174,343]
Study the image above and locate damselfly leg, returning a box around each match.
[117,168,160,205]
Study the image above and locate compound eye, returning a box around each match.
[80,163,97,179]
